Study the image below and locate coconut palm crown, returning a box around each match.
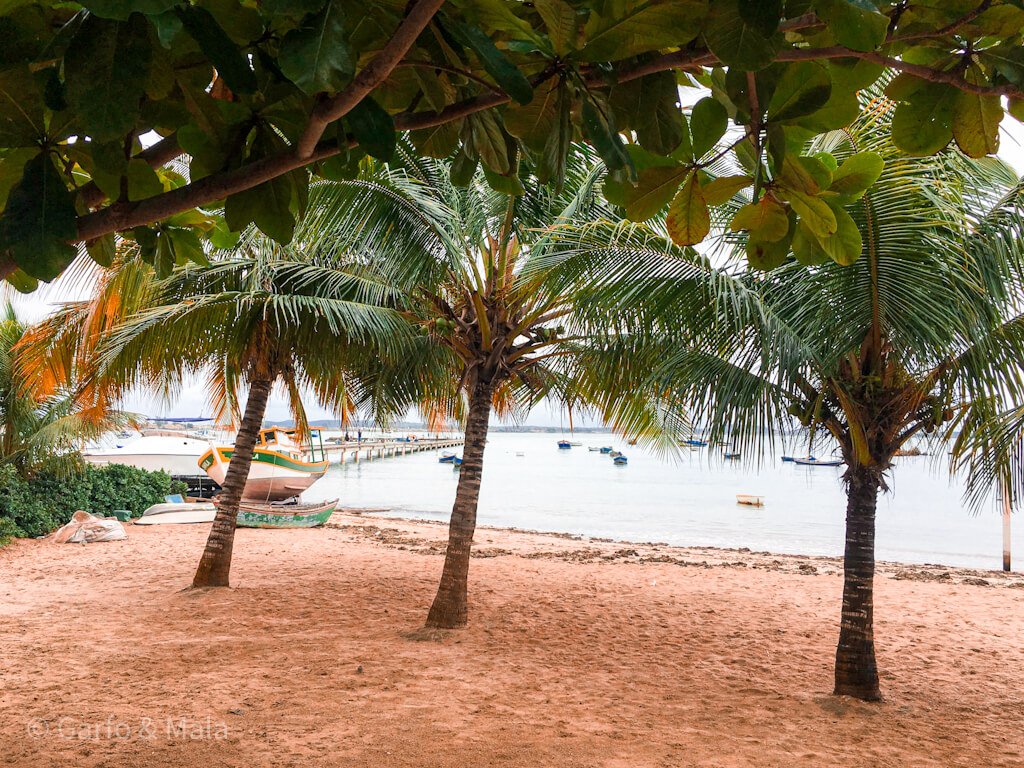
[296,145,688,629]
[543,101,1024,701]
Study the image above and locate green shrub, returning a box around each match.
[0,464,187,544]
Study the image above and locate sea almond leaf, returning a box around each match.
[665,172,710,246]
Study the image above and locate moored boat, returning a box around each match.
[609,450,623,458]
[792,457,843,467]
[724,451,741,460]
[599,446,613,454]
[199,427,329,502]
[682,438,708,447]
[588,446,602,452]
[438,452,457,463]
[736,494,764,507]
[84,435,212,476]
[557,440,572,449]
[233,498,338,528]
[613,455,628,465]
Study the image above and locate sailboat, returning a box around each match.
[198,426,330,502]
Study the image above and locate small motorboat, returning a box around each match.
[588,447,602,452]
[599,446,613,454]
[135,501,217,525]
[613,455,628,466]
[736,494,764,507]
[724,451,741,460]
[452,456,463,466]
[781,455,797,462]
[233,498,338,528]
[609,450,623,458]
[557,440,572,449]
[682,438,708,447]
[569,441,582,446]
[438,452,457,463]
[792,457,843,467]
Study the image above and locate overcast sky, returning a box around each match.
[10,115,1024,427]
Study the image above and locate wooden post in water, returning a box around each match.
[1003,483,1012,572]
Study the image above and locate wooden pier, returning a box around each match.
[315,437,464,465]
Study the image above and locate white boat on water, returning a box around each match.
[135,501,217,525]
[199,427,330,502]
[83,435,212,476]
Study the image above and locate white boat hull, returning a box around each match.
[135,502,217,525]
[199,447,329,502]
[83,436,212,476]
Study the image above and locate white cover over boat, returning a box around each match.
[135,502,217,525]
[83,435,212,476]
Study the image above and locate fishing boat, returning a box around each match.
[781,455,798,462]
[682,438,708,447]
[613,455,628,466]
[198,426,330,502]
[452,456,463,466]
[792,457,843,467]
[84,435,212,476]
[588,446,602,452]
[724,451,741,460]
[736,494,764,507]
[599,446,613,454]
[438,452,457,463]
[569,441,583,446]
[135,500,217,525]
[609,450,623,458]
[233,498,338,528]
[557,440,572,449]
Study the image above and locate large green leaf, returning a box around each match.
[0,152,77,281]
[892,84,955,156]
[816,203,862,265]
[0,65,43,146]
[784,188,836,237]
[581,97,631,174]
[608,164,688,221]
[176,6,257,95]
[455,22,533,105]
[347,96,395,161]
[730,197,789,241]
[951,89,1003,158]
[579,0,706,62]
[534,0,577,54]
[504,77,560,151]
[410,120,461,158]
[64,14,152,140]
[827,151,884,202]
[279,0,352,96]
[816,0,888,52]
[224,173,297,244]
[665,171,709,246]
[766,62,832,123]
[609,71,684,155]
[690,96,727,158]
[464,109,511,174]
[703,0,778,70]
[701,174,752,205]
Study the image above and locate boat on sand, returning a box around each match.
[136,501,217,525]
[233,499,338,528]
[199,427,329,502]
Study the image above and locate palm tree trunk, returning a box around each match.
[425,380,493,628]
[834,464,882,700]
[191,374,275,588]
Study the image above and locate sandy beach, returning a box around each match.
[1,510,1023,767]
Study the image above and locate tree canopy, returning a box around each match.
[1,0,1023,290]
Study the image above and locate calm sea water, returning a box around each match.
[305,432,1019,571]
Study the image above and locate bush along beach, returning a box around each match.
[0,464,186,543]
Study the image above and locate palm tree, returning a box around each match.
[0,302,137,476]
[23,243,412,588]
[297,146,684,629]
[546,105,1024,700]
